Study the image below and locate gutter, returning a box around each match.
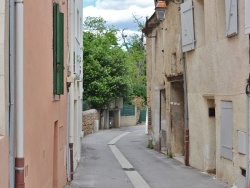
[9,0,15,187]
[68,0,75,181]
[182,54,189,166]
[15,0,25,187]
[247,35,250,188]
[181,0,189,167]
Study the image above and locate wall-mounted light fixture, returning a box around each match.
[155,0,167,21]
[155,0,182,21]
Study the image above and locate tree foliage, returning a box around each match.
[121,15,147,104]
[83,16,147,109]
[83,17,131,109]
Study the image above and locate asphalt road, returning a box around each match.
[65,125,229,188]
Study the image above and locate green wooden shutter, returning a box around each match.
[53,4,57,94]
[53,3,64,95]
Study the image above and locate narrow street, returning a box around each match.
[65,125,229,188]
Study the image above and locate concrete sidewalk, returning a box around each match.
[65,125,230,188]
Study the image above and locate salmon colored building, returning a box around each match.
[0,0,80,187]
[22,1,68,187]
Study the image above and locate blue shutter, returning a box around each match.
[225,0,238,37]
[220,101,233,160]
[246,0,250,34]
[181,0,195,52]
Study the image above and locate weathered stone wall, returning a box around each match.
[82,109,99,135]
[145,2,183,155]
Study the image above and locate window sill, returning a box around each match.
[53,95,60,101]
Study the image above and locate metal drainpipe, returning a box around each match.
[247,93,249,188]
[182,53,189,166]
[247,35,250,188]
[159,90,161,152]
[15,0,25,187]
[9,0,15,187]
[66,0,70,182]
[69,0,75,181]
[181,0,189,167]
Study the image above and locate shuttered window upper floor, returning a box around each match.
[180,0,244,53]
[180,0,205,52]
[53,3,64,96]
[225,0,238,37]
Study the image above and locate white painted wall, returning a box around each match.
[0,0,7,136]
[68,0,83,173]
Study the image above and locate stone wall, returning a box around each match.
[82,109,99,135]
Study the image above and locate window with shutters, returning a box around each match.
[220,101,233,160]
[194,0,205,47]
[53,3,64,95]
[216,0,226,40]
[181,0,195,52]
[246,0,250,34]
[225,0,238,37]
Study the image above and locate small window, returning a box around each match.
[208,108,215,117]
[53,3,64,95]
[241,168,246,177]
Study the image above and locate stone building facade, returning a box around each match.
[144,1,187,163]
[144,0,250,186]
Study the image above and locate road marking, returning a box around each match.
[109,145,134,169]
[108,133,151,188]
[108,132,130,145]
[126,171,150,188]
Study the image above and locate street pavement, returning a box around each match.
[65,125,229,188]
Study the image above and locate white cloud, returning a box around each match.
[83,0,154,31]
[96,0,154,9]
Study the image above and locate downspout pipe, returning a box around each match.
[246,35,250,188]
[182,53,189,166]
[66,0,70,182]
[15,0,25,187]
[69,0,75,181]
[181,0,189,167]
[247,90,249,188]
[9,0,15,187]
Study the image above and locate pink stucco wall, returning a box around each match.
[23,0,68,187]
[0,137,9,188]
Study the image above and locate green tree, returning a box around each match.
[83,17,131,109]
[121,15,147,104]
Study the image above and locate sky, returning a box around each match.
[83,0,155,35]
